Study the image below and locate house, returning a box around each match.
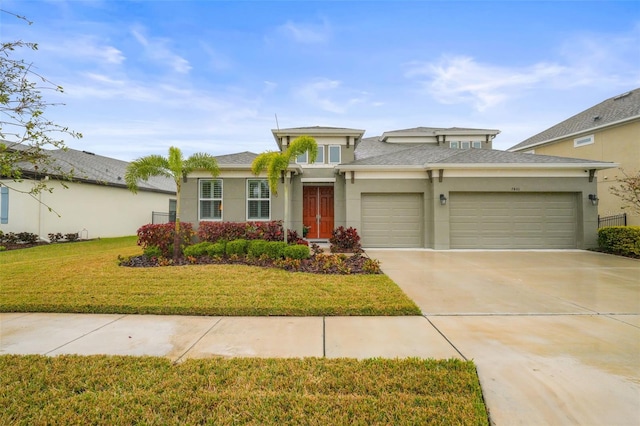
[508,88,640,226]
[0,148,176,240]
[182,126,615,249]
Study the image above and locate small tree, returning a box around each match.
[251,135,317,242]
[610,169,640,214]
[125,146,219,260]
[1,11,82,199]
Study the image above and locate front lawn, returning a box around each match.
[0,355,488,425]
[0,237,420,316]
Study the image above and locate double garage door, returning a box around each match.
[360,192,578,249]
[449,192,578,249]
[361,193,423,248]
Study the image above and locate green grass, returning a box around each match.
[0,237,420,316]
[0,355,488,425]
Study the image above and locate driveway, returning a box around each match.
[366,249,640,426]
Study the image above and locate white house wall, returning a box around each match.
[0,179,173,240]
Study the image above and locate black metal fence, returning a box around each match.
[598,213,627,228]
[152,211,176,224]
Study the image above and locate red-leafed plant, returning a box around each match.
[137,223,194,258]
[329,226,362,253]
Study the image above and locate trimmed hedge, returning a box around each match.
[598,226,640,257]
[265,241,288,259]
[226,239,249,256]
[283,244,311,260]
[197,221,284,243]
[137,223,194,258]
[248,240,269,258]
[183,242,215,258]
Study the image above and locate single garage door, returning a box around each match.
[361,193,423,248]
[450,192,577,249]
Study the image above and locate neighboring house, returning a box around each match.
[0,148,176,240]
[182,126,615,249]
[509,88,640,226]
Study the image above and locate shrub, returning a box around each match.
[137,223,194,257]
[207,242,226,257]
[248,240,269,258]
[0,232,18,244]
[598,226,640,257]
[283,244,311,260]
[226,239,249,256]
[16,232,39,244]
[65,232,79,242]
[198,221,285,243]
[287,229,308,245]
[143,245,164,258]
[0,246,6,252]
[329,226,362,253]
[48,232,64,243]
[363,258,382,274]
[183,242,214,258]
[265,241,288,259]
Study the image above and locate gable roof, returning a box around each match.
[509,88,640,151]
[12,148,176,194]
[341,137,615,171]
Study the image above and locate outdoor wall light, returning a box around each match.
[588,194,599,206]
[440,194,447,205]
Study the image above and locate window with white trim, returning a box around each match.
[247,179,270,220]
[315,145,325,163]
[199,179,222,220]
[574,134,594,147]
[296,151,308,164]
[0,186,8,224]
[328,145,341,164]
[450,141,459,149]
[461,141,470,149]
[472,141,482,149]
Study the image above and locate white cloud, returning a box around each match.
[40,35,125,65]
[295,78,368,114]
[130,25,191,74]
[277,18,331,43]
[405,26,640,112]
[406,56,566,111]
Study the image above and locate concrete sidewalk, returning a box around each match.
[0,313,461,361]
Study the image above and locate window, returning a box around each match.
[450,141,459,149]
[574,134,594,147]
[296,151,308,164]
[199,179,222,220]
[328,145,341,164]
[298,146,325,164]
[461,141,470,149]
[315,145,325,163]
[472,141,482,149]
[247,179,270,220]
[0,186,8,224]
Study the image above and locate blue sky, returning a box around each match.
[2,1,639,160]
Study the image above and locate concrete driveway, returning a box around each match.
[366,249,640,426]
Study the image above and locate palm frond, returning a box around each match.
[184,153,220,177]
[124,155,171,193]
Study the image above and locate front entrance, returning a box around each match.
[303,186,334,239]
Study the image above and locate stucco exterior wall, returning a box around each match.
[182,175,285,229]
[0,179,173,240]
[521,120,640,225]
[341,173,598,249]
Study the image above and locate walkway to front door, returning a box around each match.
[303,186,334,239]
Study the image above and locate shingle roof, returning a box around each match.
[509,88,640,151]
[15,148,176,194]
[215,151,259,166]
[349,137,612,168]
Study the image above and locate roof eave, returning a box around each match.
[425,162,618,170]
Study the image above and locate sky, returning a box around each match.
[1,0,639,161]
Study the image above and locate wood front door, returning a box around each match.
[303,186,334,239]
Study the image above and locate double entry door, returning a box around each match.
[303,186,334,239]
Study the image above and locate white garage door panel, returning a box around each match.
[450,192,577,249]
[361,193,423,248]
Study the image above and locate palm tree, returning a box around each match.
[251,135,317,243]
[125,146,219,260]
